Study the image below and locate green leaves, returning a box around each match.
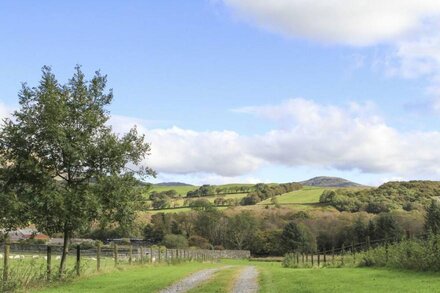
[0,66,154,238]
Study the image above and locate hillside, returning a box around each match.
[320,180,440,213]
[300,176,363,187]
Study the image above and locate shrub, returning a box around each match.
[282,253,298,268]
[188,235,211,249]
[358,235,440,271]
[162,234,188,249]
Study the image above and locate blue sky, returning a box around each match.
[2,1,440,185]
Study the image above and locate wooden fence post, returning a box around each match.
[341,244,345,266]
[129,245,133,265]
[332,246,335,265]
[3,239,10,288]
[323,249,326,266]
[352,241,356,265]
[114,244,118,266]
[150,247,153,263]
[317,251,320,267]
[97,242,101,272]
[366,236,371,250]
[385,242,389,264]
[311,252,314,267]
[158,247,161,263]
[47,246,52,281]
[76,245,81,276]
[301,253,304,264]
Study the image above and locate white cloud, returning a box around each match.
[151,172,265,186]
[0,102,13,121]
[114,98,440,180]
[222,0,440,45]
[146,127,262,177]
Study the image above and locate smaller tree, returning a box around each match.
[152,196,170,209]
[226,212,257,250]
[189,198,214,211]
[281,222,315,253]
[374,213,403,241]
[425,200,440,235]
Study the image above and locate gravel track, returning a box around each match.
[231,266,259,293]
[158,267,222,293]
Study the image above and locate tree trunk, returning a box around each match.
[59,228,70,277]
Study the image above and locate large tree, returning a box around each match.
[0,66,154,274]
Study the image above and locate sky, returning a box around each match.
[2,0,440,186]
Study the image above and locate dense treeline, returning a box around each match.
[240,183,303,205]
[339,201,440,271]
[186,184,253,197]
[320,181,440,213]
[139,204,426,256]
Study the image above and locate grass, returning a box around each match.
[259,186,324,205]
[223,260,440,293]
[148,185,198,196]
[35,262,218,293]
[28,258,440,292]
[259,265,440,292]
[188,266,241,293]
[0,253,118,292]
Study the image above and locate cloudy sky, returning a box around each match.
[2,1,440,186]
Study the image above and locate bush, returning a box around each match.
[162,234,188,249]
[358,235,440,271]
[188,235,211,249]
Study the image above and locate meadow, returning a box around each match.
[28,259,440,292]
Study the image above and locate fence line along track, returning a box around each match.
[0,241,250,291]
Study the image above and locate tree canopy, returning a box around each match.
[0,66,154,273]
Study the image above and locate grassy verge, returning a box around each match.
[34,262,218,293]
[256,261,440,292]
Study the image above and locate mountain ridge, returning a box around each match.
[155,182,194,187]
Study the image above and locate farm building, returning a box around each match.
[0,228,49,242]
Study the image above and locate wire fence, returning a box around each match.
[0,241,249,292]
[283,231,431,268]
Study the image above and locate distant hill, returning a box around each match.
[155,182,194,187]
[300,176,363,188]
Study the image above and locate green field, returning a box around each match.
[31,260,440,292]
[254,261,440,292]
[260,186,324,205]
[148,185,198,196]
[144,185,330,214]
[35,262,218,293]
